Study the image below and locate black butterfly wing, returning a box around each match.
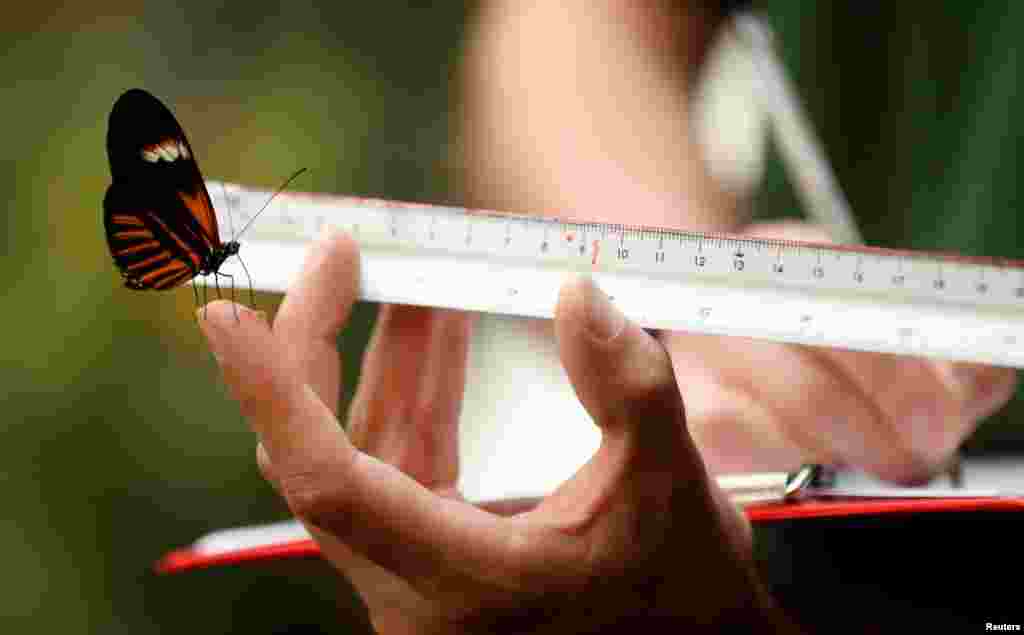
[106,89,222,253]
[104,183,205,290]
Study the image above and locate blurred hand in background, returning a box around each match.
[458,1,1016,484]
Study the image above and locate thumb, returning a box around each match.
[553,277,752,549]
[554,276,684,444]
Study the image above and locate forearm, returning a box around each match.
[459,0,742,231]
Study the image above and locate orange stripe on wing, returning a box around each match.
[113,229,153,241]
[111,215,145,227]
[179,189,219,247]
[153,268,194,290]
[146,213,203,270]
[116,240,162,256]
[139,260,190,286]
[125,251,173,272]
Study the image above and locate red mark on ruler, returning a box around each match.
[564,231,575,242]
[591,240,600,265]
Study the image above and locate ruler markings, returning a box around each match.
[208,182,1024,368]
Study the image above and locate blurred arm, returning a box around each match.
[459,0,741,231]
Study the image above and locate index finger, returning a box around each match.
[199,302,524,587]
[273,229,361,414]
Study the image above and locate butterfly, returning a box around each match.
[102,88,254,307]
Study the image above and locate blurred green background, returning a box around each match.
[2,1,1021,632]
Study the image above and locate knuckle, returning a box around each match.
[275,467,346,522]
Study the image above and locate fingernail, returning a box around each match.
[582,278,625,343]
[318,223,337,241]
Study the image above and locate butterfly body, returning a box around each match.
[103,89,236,291]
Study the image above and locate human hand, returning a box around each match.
[198,232,797,634]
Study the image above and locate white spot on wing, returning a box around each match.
[142,140,188,163]
[157,143,177,161]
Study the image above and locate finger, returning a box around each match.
[550,276,750,547]
[273,229,360,414]
[257,441,368,576]
[347,305,473,492]
[931,361,1017,429]
[663,330,929,480]
[808,349,1015,480]
[201,301,347,468]
[200,301,515,585]
[550,276,691,507]
[555,276,682,438]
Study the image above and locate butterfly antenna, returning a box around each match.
[220,181,237,241]
[235,167,307,239]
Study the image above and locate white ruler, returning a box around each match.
[205,181,1024,369]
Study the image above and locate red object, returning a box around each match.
[155,495,1024,575]
[744,495,1024,521]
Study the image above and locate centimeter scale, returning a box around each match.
[206,182,1024,370]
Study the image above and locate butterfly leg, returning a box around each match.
[234,252,257,309]
[201,277,209,319]
[190,279,206,344]
[192,279,204,326]
[217,272,240,323]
